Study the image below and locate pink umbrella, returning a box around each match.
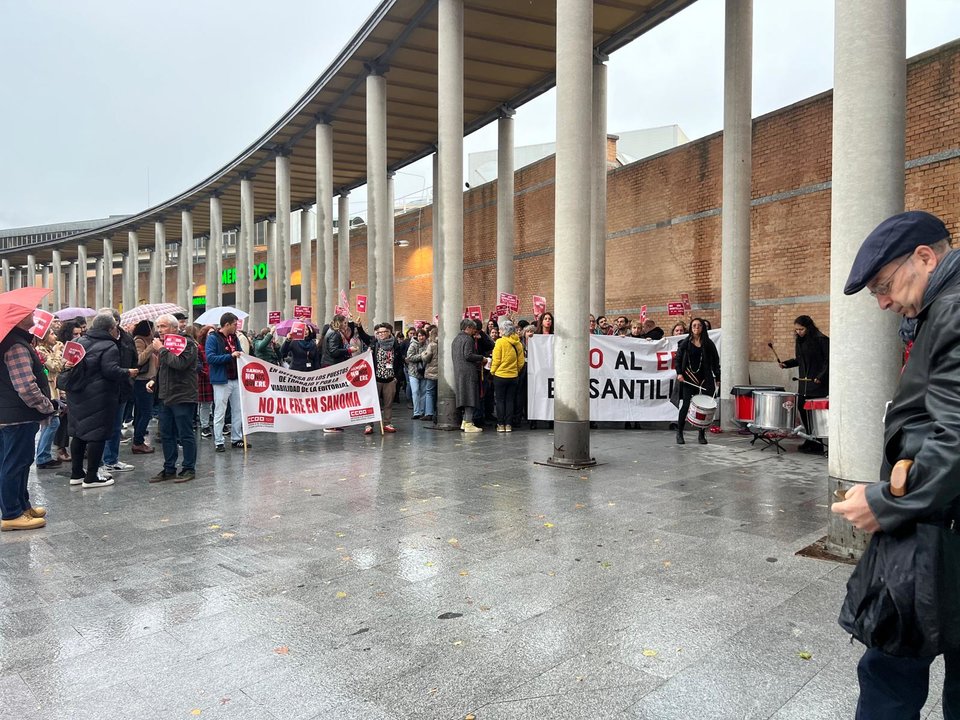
[55,307,98,320]
[274,319,320,337]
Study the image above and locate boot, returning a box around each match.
[698,428,708,445]
[676,420,686,444]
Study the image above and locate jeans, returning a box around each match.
[160,403,197,473]
[199,401,212,429]
[423,378,437,417]
[493,376,518,427]
[71,438,105,484]
[0,422,39,520]
[408,375,424,416]
[856,648,959,719]
[213,381,243,445]
[101,404,125,466]
[132,381,154,445]
[35,415,60,464]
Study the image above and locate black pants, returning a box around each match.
[70,437,105,483]
[677,385,704,433]
[856,647,959,719]
[493,376,518,426]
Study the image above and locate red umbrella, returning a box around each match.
[0,287,52,345]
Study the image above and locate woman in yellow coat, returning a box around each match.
[490,318,526,433]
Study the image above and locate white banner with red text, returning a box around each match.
[527,331,722,421]
[237,351,382,433]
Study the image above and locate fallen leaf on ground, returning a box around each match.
[160,518,170,523]
[544,522,555,528]
[336,591,348,599]
[271,515,281,519]
[274,646,289,655]
[600,561,612,569]
[459,570,469,577]
[220,532,235,539]
[662,561,672,568]
[190,711,201,716]
[453,640,463,646]
[336,532,346,537]
[208,524,221,530]
[642,649,658,657]
[608,502,616,506]
[448,538,460,546]
[798,651,813,660]
[574,503,586,509]
[425,561,435,567]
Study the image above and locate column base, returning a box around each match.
[542,420,596,469]
[436,395,460,432]
[826,476,873,560]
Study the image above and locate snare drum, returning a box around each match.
[752,391,798,431]
[686,394,717,428]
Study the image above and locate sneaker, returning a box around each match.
[462,422,483,433]
[200,428,212,439]
[150,470,174,484]
[421,415,434,422]
[97,468,113,482]
[119,437,132,445]
[505,425,512,433]
[496,425,505,433]
[104,461,135,473]
[1,513,46,532]
[363,425,373,435]
[215,444,225,453]
[69,476,84,486]
[323,428,343,434]
[412,415,422,420]
[174,469,195,484]
[36,459,62,469]
[231,440,251,449]
[223,423,231,432]
[83,475,115,489]
[383,425,396,433]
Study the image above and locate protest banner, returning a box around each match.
[526,331,722,421]
[268,311,282,325]
[63,341,85,365]
[667,302,685,316]
[532,295,546,317]
[238,350,382,433]
[294,305,312,320]
[30,310,53,339]
[499,292,519,312]
[162,334,188,356]
[356,295,367,314]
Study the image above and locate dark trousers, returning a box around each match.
[677,385,703,433]
[160,402,197,473]
[0,422,39,520]
[493,376,518,426]
[856,648,960,719]
[70,437,105,484]
[101,404,124,466]
[132,381,154,445]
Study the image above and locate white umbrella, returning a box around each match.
[194,306,249,326]
[119,303,187,326]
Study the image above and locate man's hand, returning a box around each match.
[231,351,242,358]
[146,380,155,394]
[152,338,163,351]
[831,484,881,533]
[128,368,139,378]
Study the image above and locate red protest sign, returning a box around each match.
[498,292,519,311]
[640,305,648,322]
[268,311,282,325]
[340,289,349,308]
[495,304,508,317]
[63,341,85,365]
[467,305,482,321]
[30,310,54,339]
[162,334,188,356]
[294,305,312,320]
[236,317,244,331]
[532,296,546,318]
[414,320,425,330]
[288,321,306,340]
[668,302,685,316]
[680,292,691,312]
[356,295,367,314]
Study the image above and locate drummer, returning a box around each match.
[778,315,829,453]
[675,318,721,446]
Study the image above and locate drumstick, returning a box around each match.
[768,342,783,364]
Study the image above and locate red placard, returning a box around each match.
[680,292,691,312]
[162,334,188,356]
[335,305,349,317]
[288,321,306,340]
[268,311,282,325]
[356,295,367,314]
[294,305,312,320]
[414,320,425,330]
[668,302,685,316]
[640,305,648,322]
[63,340,86,365]
[532,296,546,318]
[30,310,54,339]
[235,317,244,331]
[340,289,349,308]
[495,304,508,317]
[467,305,482,321]
[498,292,519,311]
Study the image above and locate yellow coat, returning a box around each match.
[490,334,526,378]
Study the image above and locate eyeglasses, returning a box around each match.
[869,255,912,297]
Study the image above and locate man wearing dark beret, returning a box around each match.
[833,210,960,717]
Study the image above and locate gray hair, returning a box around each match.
[98,307,121,323]
[498,318,516,336]
[459,318,476,332]
[91,312,118,332]
[155,314,178,328]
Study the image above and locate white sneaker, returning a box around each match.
[97,468,114,482]
[103,461,135,472]
[83,475,115,489]
[69,476,83,486]
[119,437,132,445]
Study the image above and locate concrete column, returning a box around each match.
[102,238,113,308]
[239,175,255,319]
[275,153,292,317]
[1,259,10,292]
[51,250,62,310]
[119,253,131,312]
[26,253,36,288]
[299,207,313,315]
[266,218,277,316]
[316,121,335,321]
[719,0,753,426]
[381,172,395,325]
[12,268,22,290]
[179,210,193,313]
[337,193,350,316]
[827,0,906,557]
[590,58,608,316]
[437,0,464,429]
[548,0,595,467]
[432,150,443,321]
[497,110,516,298]
[127,230,139,309]
[41,266,50,310]
[94,259,103,309]
[209,195,223,308]
[366,70,388,323]
[147,248,160,304]
[67,262,78,308]
[154,220,166,302]
[77,243,88,307]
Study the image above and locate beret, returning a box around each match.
[844,211,949,295]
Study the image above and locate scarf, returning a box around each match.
[899,249,960,342]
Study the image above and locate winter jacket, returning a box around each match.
[116,328,137,402]
[253,332,282,365]
[782,332,829,398]
[205,330,241,385]
[675,335,720,397]
[280,338,320,371]
[37,342,65,396]
[134,334,159,381]
[321,328,350,367]
[404,339,426,379]
[156,335,199,406]
[356,325,404,381]
[61,328,129,441]
[423,339,438,381]
[490,334,526,379]
[452,332,484,409]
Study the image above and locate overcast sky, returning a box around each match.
[2,0,958,230]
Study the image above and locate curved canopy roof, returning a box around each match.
[5,0,697,265]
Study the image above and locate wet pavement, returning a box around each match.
[0,420,946,719]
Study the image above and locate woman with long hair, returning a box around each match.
[671,321,688,337]
[535,311,554,335]
[779,315,829,453]
[675,317,720,446]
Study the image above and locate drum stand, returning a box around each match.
[746,424,790,455]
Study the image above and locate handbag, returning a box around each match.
[669,379,681,408]
[839,521,960,657]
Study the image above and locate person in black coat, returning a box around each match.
[59,313,138,488]
[674,317,720,446]
[779,315,829,453]
[320,315,355,368]
[280,327,320,372]
[101,309,138,471]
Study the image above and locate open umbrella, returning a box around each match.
[274,318,320,337]
[0,287,52,345]
[55,307,98,321]
[119,303,187,326]
[194,306,249,326]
